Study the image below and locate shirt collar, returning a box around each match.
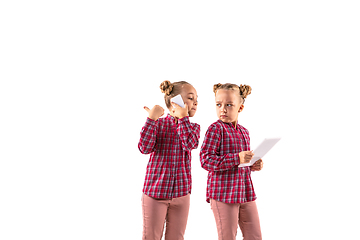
[218,119,238,129]
[166,114,177,123]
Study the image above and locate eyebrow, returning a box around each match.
[187,93,198,97]
[216,100,234,103]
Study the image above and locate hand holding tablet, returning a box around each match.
[239,138,281,167]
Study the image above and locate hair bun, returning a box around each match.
[160,80,174,95]
[213,83,222,93]
[239,84,252,99]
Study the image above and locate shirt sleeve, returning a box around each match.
[200,125,240,172]
[138,117,158,154]
[177,116,200,151]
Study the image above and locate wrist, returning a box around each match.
[148,115,158,121]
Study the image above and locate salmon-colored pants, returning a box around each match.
[210,199,262,240]
[142,193,190,240]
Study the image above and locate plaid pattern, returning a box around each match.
[138,114,200,199]
[200,120,256,203]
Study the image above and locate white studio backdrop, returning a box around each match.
[1,1,359,240]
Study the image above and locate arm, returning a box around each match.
[200,125,240,172]
[177,117,200,151]
[138,117,158,154]
[138,105,164,154]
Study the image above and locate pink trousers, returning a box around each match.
[142,193,190,240]
[210,199,262,240]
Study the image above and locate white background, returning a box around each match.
[1,0,359,239]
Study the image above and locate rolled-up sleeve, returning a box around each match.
[200,125,240,172]
[138,117,158,154]
[177,116,200,151]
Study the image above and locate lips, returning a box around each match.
[220,115,227,118]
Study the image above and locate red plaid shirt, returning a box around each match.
[138,114,200,199]
[200,120,256,203]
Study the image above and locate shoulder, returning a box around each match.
[190,120,200,129]
[205,120,224,136]
[208,120,225,131]
[158,114,172,124]
[237,124,249,134]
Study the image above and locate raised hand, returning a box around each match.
[144,105,165,121]
[171,102,189,119]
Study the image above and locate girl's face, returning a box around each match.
[172,84,198,117]
[215,89,244,126]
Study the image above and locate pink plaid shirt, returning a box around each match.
[138,114,200,199]
[200,120,256,203]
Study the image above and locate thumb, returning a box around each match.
[144,106,150,113]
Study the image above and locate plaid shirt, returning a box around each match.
[138,114,200,199]
[200,120,256,203]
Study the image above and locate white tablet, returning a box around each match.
[239,138,281,167]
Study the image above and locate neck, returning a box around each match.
[232,116,238,128]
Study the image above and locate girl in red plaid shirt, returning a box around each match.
[138,80,200,240]
[200,83,263,240]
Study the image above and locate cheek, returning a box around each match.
[184,100,193,106]
[228,109,237,117]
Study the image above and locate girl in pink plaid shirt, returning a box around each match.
[138,80,200,240]
[200,83,263,240]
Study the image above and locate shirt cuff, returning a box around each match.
[146,117,157,124]
[232,153,241,166]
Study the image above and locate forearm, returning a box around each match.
[138,117,157,154]
[177,117,200,151]
[200,152,240,172]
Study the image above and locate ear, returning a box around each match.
[238,104,244,113]
[169,106,175,114]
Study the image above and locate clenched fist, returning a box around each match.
[144,105,164,121]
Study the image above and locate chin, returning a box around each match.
[220,119,231,123]
[188,111,196,117]
[218,117,232,123]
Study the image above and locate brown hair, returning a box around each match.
[213,83,252,103]
[160,80,191,109]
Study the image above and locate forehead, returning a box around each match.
[215,89,240,102]
[181,84,197,95]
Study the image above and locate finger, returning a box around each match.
[172,102,187,109]
[144,106,150,113]
[246,155,253,160]
[245,151,252,156]
[171,102,181,109]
